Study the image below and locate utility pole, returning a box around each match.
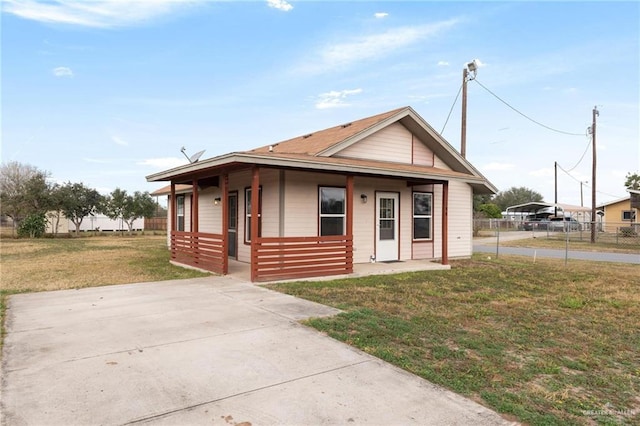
[590,106,599,244]
[460,60,477,158]
[554,161,558,217]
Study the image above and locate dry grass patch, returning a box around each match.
[501,236,640,254]
[270,255,640,426]
[1,235,209,292]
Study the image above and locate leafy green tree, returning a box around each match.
[624,172,640,190]
[473,194,493,212]
[59,182,103,235]
[46,184,66,237]
[0,162,52,231]
[17,213,47,238]
[103,188,156,233]
[478,203,503,218]
[491,186,544,212]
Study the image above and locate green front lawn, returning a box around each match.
[270,255,640,425]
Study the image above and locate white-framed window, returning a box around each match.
[176,195,185,231]
[413,192,432,240]
[319,187,345,236]
[244,187,261,243]
[622,210,636,221]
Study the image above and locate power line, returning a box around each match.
[473,78,586,137]
[557,163,626,200]
[564,135,591,173]
[440,83,463,134]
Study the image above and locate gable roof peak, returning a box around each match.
[247,106,410,156]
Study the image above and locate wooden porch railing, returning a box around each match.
[252,235,353,282]
[171,231,226,274]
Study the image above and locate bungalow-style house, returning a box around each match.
[146,106,497,282]
[597,190,639,233]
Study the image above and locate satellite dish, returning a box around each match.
[180,147,205,164]
[189,150,205,163]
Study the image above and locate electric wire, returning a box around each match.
[557,163,626,200]
[563,133,592,173]
[440,83,463,134]
[473,78,586,136]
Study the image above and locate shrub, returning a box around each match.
[17,213,47,238]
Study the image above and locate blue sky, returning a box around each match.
[2,0,638,208]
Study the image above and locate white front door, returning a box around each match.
[376,192,399,262]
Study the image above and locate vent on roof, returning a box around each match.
[302,133,313,139]
[341,122,352,128]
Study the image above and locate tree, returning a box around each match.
[59,182,103,235]
[473,194,493,212]
[478,203,503,218]
[491,186,544,212]
[624,172,640,190]
[0,162,52,231]
[46,184,66,237]
[103,188,156,233]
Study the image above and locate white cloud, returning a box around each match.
[52,66,73,77]
[483,162,516,171]
[374,12,388,19]
[3,0,199,28]
[297,19,459,74]
[112,136,128,146]
[437,61,449,66]
[137,157,186,169]
[315,88,362,109]
[267,0,293,12]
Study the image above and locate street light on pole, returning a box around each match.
[461,60,478,158]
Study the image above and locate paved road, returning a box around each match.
[1,277,515,426]
[474,243,640,264]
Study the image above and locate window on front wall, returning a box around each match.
[319,187,345,236]
[622,210,636,221]
[245,187,262,243]
[176,195,185,231]
[413,192,432,240]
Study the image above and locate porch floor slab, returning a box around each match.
[227,259,450,284]
[2,276,513,426]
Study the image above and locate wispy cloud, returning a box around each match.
[374,12,388,19]
[437,61,449,66]
[295,19,460,74]
[529,168,554,177]
[138,157,186,169]
[52,66,73,77]
[112,135,128,146]
[3,0,200,28]
[315,88,362,109]
[266,0,293,12]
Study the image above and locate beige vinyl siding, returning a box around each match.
[446,180,473,258]
[283,171,345,237]
[335,122,412,163]
[197,188,220,234]
[412,136,434,166]
[433,154,451,170]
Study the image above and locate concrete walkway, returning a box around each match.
[1,277,515,426]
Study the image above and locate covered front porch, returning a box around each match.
[165,164,451,282]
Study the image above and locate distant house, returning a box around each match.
[147,106,497,282]
[597,192,639,233]
[45,213,144,234]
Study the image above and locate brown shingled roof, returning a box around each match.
[248,107,407,156]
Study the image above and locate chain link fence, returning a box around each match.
[474,218,640,247]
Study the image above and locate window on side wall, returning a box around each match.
[176,195,185,231]
[622,210,636,221]
[245,187,262,243]
[319,187,345,236]
[413,192,432,240]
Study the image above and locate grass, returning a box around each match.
[0,234,210,351]
[500,236,640,254]
[269,255,640,425]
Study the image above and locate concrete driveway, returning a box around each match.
[1,277,515,426]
